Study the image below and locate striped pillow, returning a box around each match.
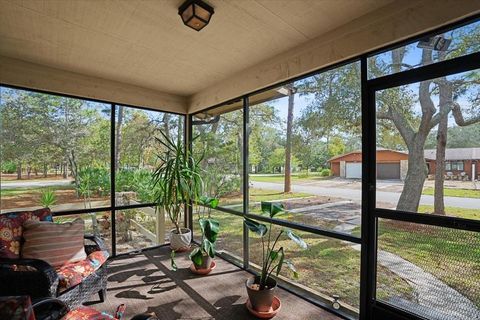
[21,218,87,268]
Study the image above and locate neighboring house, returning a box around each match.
[424,148,480,180]
[328,147,480,181]
[328,149,409,180]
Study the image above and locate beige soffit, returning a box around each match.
[189,0,480,113]
[0,0,393,97]
[0,56,187,113]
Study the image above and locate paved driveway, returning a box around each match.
[0,179,73,189]
[252,181,480,210]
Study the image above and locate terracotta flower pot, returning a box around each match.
[194,254,213,270]
[169,228,191,251]
[245,276,277,312]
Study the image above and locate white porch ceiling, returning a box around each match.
[0,0,393,97]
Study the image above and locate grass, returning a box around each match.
[422,187,480,198]
[418,205,480,220]
[378,220,480,308]
[0,185,73,197]
[217,188,312,208]
[201,208,413,310]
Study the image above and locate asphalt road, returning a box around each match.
[0,179,73,189]
[252,181,480,210]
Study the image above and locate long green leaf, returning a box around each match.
[244,217,267,236]
[285,229,307,249]
[284,260,299,279]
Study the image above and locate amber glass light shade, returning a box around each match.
[178,0,214,31]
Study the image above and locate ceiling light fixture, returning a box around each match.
[178,0,214,32]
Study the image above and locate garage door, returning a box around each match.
[346,163,362,179]
[377,163,400,179]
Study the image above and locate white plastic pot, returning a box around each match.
[169,228,191,251]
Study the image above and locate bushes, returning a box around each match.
[320,168,331,177]
[1,161,17,174]
[76,167,155,203]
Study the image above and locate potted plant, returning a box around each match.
[152,130,203,252]
[189,196,219,273]
[39,189,57,208]
[244,201,307,314]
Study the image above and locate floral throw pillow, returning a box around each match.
[0,208,52,259]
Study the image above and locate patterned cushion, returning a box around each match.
[56,250,109,292]
[21,218,87,268]
[0,208,52,259]
[0,296,36,320]
[62,307,118,320]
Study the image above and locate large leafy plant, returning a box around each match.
[245,202,307,290]
[189,196,220,267]
[152,130,203,234]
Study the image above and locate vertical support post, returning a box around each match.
[110,104,117,256]
[243,96,250,269]
[185,114,194,235]
[156,207,165,245]
[360,57,377,320]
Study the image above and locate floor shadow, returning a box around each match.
[116,290,152,300]
[145,300,183,320]
[147,283,177,295]
[108,268,159,283]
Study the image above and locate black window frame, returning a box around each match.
[189,13,480,320]
[0,83,187,257]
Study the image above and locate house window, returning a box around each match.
[445,161,464,171]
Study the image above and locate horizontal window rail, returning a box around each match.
[198,204,362,244]
[50,203,157,217]
[375,208,480,233]
[367,52,480,91]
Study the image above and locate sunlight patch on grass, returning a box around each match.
[422,187,480,198]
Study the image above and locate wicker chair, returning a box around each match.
[0,234,109,309]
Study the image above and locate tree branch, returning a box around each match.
[452,102,480,126]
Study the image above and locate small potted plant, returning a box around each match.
[189,196,219,274]
[244,201,307,314]
[39,189,57,208]
[152,130,203,252]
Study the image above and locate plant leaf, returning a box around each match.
[285,229,307,249]
[244,217,267,236]
[276,247,285,276]
[189,247,204,266]
[261,201,284,218]
[170,250,177,271]
[284,260,299,279]
[199,218,220,243]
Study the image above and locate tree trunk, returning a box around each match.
[43,163,48,178]
[17,162,22,180]
[284,85,296,193]
[433,78,451,215]
[63,162,68,179]
[115,106,124,172]
[397,140,428,212]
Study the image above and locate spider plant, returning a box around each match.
[152,130,203,234]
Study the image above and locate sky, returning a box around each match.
[262,20,479,125]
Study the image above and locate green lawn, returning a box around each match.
[208,208,413,310]
[217,188,312,207]
[422,187,480,198]
[0,185,73,197]
[418,205,480,220]
[378,220,480,308]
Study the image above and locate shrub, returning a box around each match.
[1,161,17,174]
[320,168,331,177]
